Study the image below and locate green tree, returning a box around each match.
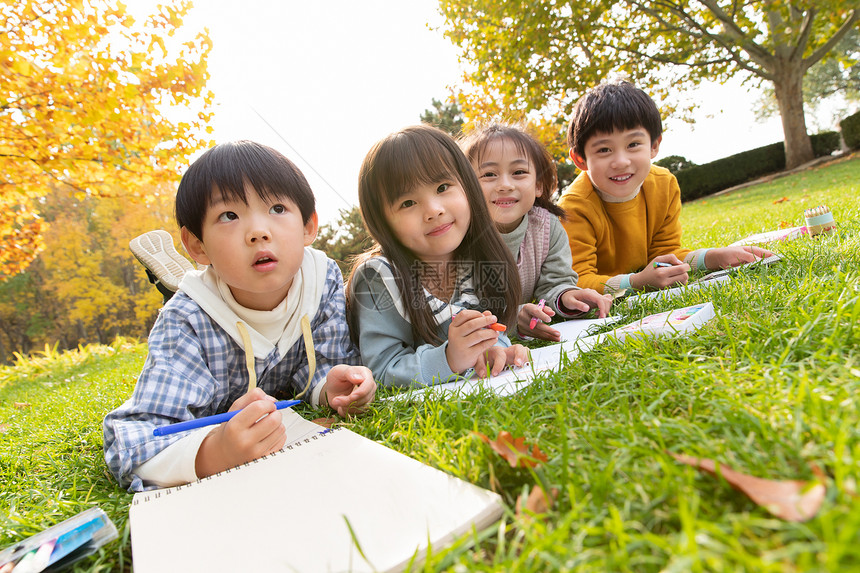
[0,183,175,362]
[655,155,698,174]
[439,2,860,170]
[756,28,860,126]
[315,206,373,275]
[420,97,466,136]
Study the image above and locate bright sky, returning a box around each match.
[137,1,802,226]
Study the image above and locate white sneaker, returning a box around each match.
[129,230,194,292]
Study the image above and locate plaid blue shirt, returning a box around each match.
[103,258,359,491]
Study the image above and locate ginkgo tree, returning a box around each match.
[0,0,213,278]
[439,2,859,170]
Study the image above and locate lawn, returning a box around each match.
[1,154,859,572]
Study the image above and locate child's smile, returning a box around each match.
[385,178,470,264]
[476,139,538,234]
[572,128,661,200]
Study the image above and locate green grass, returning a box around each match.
[2,155,860,572]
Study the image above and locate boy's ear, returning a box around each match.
[569,149,588,171]
[181,226,211,266]
[650,135,662,159]
[303,211,319,246]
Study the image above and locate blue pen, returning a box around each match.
[653,261,673,268]
[153,399,302,437]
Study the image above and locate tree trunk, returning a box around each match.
[772,65,815,170]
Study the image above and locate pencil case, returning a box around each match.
[804,205,836,236]
[0,507,118,572]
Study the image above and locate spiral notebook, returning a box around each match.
[129,411,503,573]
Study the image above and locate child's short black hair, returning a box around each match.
[175,140,316,240]
[567,80,663,159]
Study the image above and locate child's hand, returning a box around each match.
[474,344,529,378]
[195,388,286,479]
[517,303,560,341]
[560,288,613,318]
[320,364,376,417]
[631,254,689,289]
[446,309,503,373]
[705,246,774,269]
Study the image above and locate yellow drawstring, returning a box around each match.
[236,317,315,398]
[296,315,316,399]
[236,322,257,392]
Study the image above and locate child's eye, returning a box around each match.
[480,171,496,179]
[436,183,450,193]
[597,147,611,154]
[399,199,416,209]
[628,142,642,149]
[217,211,238,223]
[513,169,529,176]
[270,204,287,214]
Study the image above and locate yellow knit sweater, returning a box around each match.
[557,165,691,292]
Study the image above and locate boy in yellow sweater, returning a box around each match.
[558,80,772,294]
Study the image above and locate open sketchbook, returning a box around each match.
[388,317,619,400]
[623,253,782,306]
[130,411,503,573]
[390,304,717,400]
[623,274,731,306]
[689,253,782,284]
[729,226,807,246]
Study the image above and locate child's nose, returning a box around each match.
[246,219,271,243]
[498,173,514,190]
[247,228,271,243]
[424,198,444,220]
[611,152,631,168]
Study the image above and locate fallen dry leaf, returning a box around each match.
[475,431,548,468]
[311,417,336,428]
[515,485,559,518]
[773,196,790,204]
[671,453,825,522]
[13,402,31,409]
[778,220,792,229]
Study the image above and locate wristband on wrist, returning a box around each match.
[696,248,712,271]
[619,274,632,291]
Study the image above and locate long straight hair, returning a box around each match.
[347,125,520,345]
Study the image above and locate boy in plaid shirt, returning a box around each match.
[104,141,375,491]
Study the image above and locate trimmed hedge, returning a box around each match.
[841,110,860,150]
[676,131,841,201]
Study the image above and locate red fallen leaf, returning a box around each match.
[778,220,792,229]
[773,197,790,204]
[671,453,825,522]
[474,431,548,468]
[515,485,559,518]
[12,402,30,409]
[311,417,336,428]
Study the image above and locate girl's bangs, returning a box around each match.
[474,130,532,168]
[376,132,461,204]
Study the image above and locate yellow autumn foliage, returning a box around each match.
[0,0,214,278]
